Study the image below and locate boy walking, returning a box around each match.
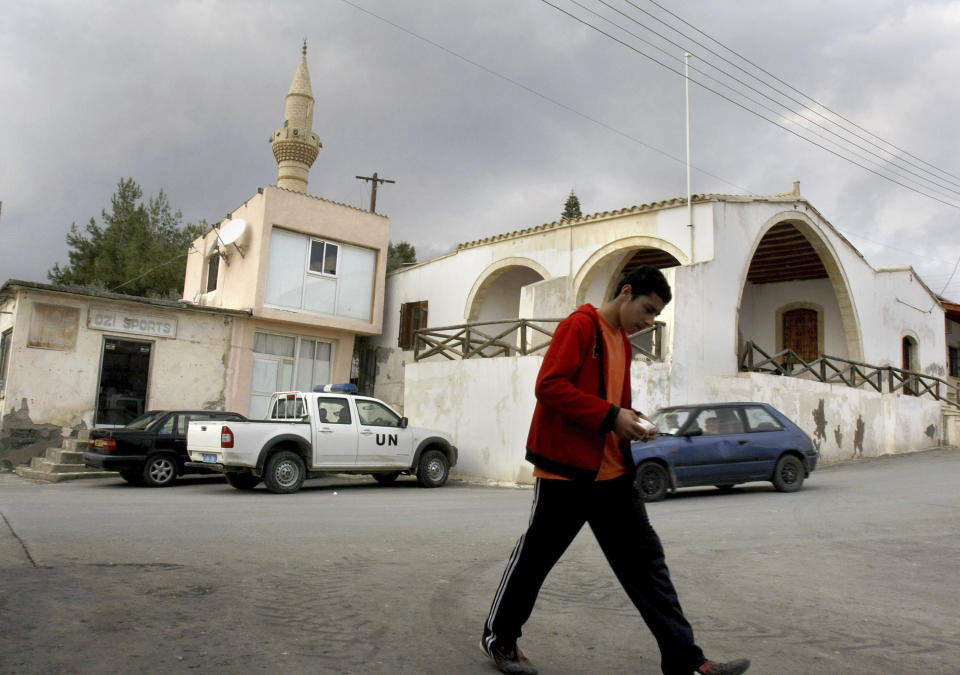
[480,266,749,675]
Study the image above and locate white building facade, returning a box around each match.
[371,185,954,484]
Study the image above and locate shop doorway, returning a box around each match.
[96,337,152,426]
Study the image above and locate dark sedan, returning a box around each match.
[84,410,246,487]
[631,402,817,501]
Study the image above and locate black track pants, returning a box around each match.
[483,475,706,675]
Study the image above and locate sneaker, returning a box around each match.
[479,638,538,674]
[697,659,750,675]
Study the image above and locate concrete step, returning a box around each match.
[44,449,85,464]
[14,465,116,482]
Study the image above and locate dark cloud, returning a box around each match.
[2,0,959,297]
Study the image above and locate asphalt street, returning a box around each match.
[1,449,958,674]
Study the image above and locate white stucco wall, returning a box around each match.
[404,358,942,484]
[0,288,234,431]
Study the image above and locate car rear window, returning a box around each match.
[744,406,783,432]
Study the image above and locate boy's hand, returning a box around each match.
[614,408,658,441]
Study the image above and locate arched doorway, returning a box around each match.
[739,216,862,366]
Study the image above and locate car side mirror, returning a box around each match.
[400,417,409,429]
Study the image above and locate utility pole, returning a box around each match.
[355,172,395,213]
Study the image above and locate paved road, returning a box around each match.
[1,449,958,674]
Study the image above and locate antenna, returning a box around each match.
[215,218,247,259]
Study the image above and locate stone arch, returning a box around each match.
[573,236,687,307]
[464,257,550,321]
[738,211,863,363]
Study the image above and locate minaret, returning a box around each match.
[270,41,322,193]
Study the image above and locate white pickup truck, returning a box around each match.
[185,385,458,494]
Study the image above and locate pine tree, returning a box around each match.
[562,190,582,220]
[48,178,204,298]
[387,241,417,272]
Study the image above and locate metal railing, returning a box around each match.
[739,341,960,408]
[413,319,664,362]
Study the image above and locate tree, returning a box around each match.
[387,241,417,273]
[48,178,205,298]
[561,189,582,220]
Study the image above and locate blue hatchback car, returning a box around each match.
[631,402,818,501]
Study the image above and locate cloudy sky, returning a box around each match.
[3,0,959,299]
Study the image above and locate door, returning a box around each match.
[672,407,742,484]
[95,337,151,426]
[354,398,412,466]
[782,308,818,363]
[311,397,358,467]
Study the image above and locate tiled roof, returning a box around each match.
[454,192,803,251]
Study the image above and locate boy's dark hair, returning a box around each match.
[614,265,672,303]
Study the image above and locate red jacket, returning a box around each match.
[525,304,635,481]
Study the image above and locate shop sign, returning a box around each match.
[88,307,178,338]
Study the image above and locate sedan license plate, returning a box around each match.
[202,454,217,463]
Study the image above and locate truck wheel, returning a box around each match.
[225,472,261,490]
[372,471,400,486]
[264,451,305,494]
[142,454,178,487]
[417,450,449,488]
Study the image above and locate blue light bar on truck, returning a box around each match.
[313,383,359,394]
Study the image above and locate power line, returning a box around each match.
[639,0,960,188]
[336,0,751,193]
[537,0,960,210]
[579,0,960,200]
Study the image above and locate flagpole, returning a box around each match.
[685,52,694,262]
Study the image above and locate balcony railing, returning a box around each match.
[739,341,960,408]
[413,319,665,362]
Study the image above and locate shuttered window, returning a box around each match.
[398,301,428,350]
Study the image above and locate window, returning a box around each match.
[264,228,376,321]
[309,240,338,276]
[270,396,306,420]
[743,406,783,432]
[316,397,351,425]
[248,331,333,420]
[691,408,745,435]
[356,400,401,427]
[205,252,220,292]
[398,301,428,350]
[950,346,959,378]
[0,329,11,394]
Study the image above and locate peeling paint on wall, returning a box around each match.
[853,415,865,457]
[833,425,843,449]
[925,424,937,439]
[811,399,827,453]
[0,398,61,470]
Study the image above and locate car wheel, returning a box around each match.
[372,471,400,486]
[417,450,449,488]
[264,450,306,494]
[635,462,668,502]
[142,454,178,487]
[119,468,142,485]
[772,455,805,492]
[225,472,261,490]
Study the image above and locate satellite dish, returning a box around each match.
[218,218,247,246]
